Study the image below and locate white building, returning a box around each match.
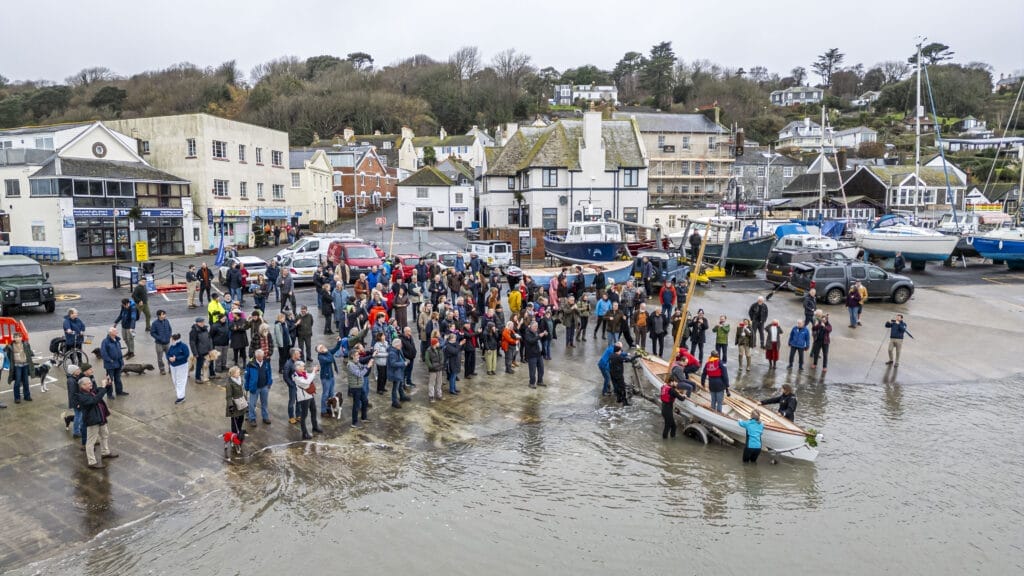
[770,86,824,107]
[777,118,825,150]
[832,127,878,150]
[851,90,881,107]
[552,84,619,106]
[106,114,290,252]
[397,158,475,229]
[398,126,488,173]
[0,122,191,261]
[288,149,336,226]
[480,111,648,239]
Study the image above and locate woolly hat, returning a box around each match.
[68,365,80,374]
[80,362,93,372]
[431,337,439,346]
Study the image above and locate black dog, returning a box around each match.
[90,348,155,375]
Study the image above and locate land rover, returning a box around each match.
[0,255,56,315]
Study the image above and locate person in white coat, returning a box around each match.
[292,361,322,440]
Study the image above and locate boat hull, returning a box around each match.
[856,234,959,262]
[701,235,776,270]
[508,260,634,288]
[544,238,624,264]
[635,357,818,462]
[972,232,1024,269]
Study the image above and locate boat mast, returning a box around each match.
[664,223,709,382]
[914,40,923,220]
[818,105,826,217]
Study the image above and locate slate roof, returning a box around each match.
[833,126,876,136]
[0,122,91,137]
[486,119,645,176]
[30,158,188,183]
[289,149,317,169]
[347,135,401,166]
[864,165,965,187]
[975,183,1020,202]
[612,112,726,134]
[436,157,475,182]
[484,147,502,166]
[399,165,453,187]
[782,170,855,195]
[779,120,821,134]
[412,135,475,148]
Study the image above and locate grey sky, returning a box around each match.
[2,0,1022,84]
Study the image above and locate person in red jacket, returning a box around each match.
[658,279,678,317]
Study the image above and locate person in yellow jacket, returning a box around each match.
[508,287,522,316]
[207,293,227,325]
[855,281,868,326]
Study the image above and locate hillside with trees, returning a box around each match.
[0,42,1019,181]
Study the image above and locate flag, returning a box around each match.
[214,209,226,267]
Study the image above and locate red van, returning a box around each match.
[328,240,383,283]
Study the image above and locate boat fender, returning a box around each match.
[966,236,974,245]
[998,240,1004,251]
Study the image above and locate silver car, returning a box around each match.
[281,256,321,285]
[218,256,268,285]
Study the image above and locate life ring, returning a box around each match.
[966,236,974,245]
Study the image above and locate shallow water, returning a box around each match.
[14,368,1024,576]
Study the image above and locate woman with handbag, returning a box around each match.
[225,365,247,437]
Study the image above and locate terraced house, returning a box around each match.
[614,112,732,205]
[479,111,648,256]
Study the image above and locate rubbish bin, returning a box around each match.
[141,261,156,275]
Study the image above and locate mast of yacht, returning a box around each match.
[914,40,923,220]
[818,106,826,217]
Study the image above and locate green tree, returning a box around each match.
[305,55,344,80]
[423,145,437,166]
[909,42,955,66]
[812,48,844,87]
[790,66,807,86]
[27,86,72,119]
[857,141,886,158]
[861,67,886,92]
[612,51,645,102]
[89,85,128,114]
[0,94,26,127]
[347,52,374,70]
[641,41,676,109]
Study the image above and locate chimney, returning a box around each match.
[804,117,811,131]
[343,127,354,142]
[401,125,414,140]
[583,111,602,148]
[373,130,381,136]
[837,149,847,171]
[311,132,321,145]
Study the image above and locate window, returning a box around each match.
[34,137,54,150]
[657,135,666,149]
[30,179,57,197]
[238,145,246,163]
[140,141,150,154]
[542,208,558,230]
[212,140,228,159]
[521,172,530,189]
[383,141,392,150]
[4,179,20,197]
[623,169,639,187]
[656,184,665,193]
[783,166,794,178]
[708,136,716,149]
[681,161,690,175]
[758,185,766,196]
[186,138,197,157]
[507,177,515,190]
[733,166,743,177]
[756,166,766,177]
[31,225,45,241]
[272,151,283,167]
[255,148,264,164]
[681,185,689,194]
[213,179,229,197]
[239,181,248,199]
[455,192,464,204]
[508,204,529,227]
[291,173,301,188]
[416,187,428,199]
[257,183,265,200]
[542,169,558,187]
[707,164,716,175]
[694,163,702,176]
[682,136,691,150]
[272,184,284,200]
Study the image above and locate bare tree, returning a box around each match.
[65,66,117,87]
[879,60,911,84]
[449,46,481,81]
[491,48,534,96]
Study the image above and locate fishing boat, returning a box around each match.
[971,227,1024,270]
[505,259,634,289]
[667,216,775,271]
[854,214,959,268]
[544,220,626,264]
[634,355,820,462]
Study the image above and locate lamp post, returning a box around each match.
[761,148,782,232]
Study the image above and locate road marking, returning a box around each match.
[161,293,170,301]
[55,294,81,301]
[0,375,58,395]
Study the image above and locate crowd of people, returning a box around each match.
[45,249,912,467]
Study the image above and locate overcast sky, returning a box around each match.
[2,0,1022,84]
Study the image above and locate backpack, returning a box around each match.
[49,337,63,354]
[660,384,673,403]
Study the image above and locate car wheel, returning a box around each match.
[891,286,910,304]
[44,301,55,313]
[826,287,844,305]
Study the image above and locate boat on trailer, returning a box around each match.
[544,220,626,264]
[506,259,634,289]
[634,355,820,462]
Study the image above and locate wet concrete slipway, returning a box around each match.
[2,246,1023,574]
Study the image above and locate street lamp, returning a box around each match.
[760,148,783,232]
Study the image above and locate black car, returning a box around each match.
[790,261,914,305]
[765,248,852,286]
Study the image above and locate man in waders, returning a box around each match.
[659,381,687,439]
[608,342,635,406]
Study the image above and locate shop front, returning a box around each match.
[72,207,186,260]
[207,208,251,251]
[252,207,291,245]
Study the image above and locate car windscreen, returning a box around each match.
[402,257,420,266]
[287,239,305,250]
[293,258,319,268]
[345,245,378,259]
[1,264,42,277]
[440,254,457,265]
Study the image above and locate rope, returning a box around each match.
[980,77,1024,199]
[922,64,960,227]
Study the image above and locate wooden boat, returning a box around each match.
[505,259,634,289]
[634,355,820,462]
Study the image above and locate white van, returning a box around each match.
[467,241,513,269]
[275,235,356,262]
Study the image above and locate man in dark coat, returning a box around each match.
[189,317,215,382]
[99,327,126,398]
[522,321,546,388]
[748,296,769,348]
[76,376,118,469]
[608,341,636,405]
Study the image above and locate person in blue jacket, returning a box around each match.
[592,293,611,340]
[738,411,765,463]
[316,338,344,415]
[99,327,126,398]
[244,349,274,425]
[166,333,190,404]
[786,320,810,371]
[597,342,616,396]
[63,308,86,350]
[885,314,909,367]
[112,298,138,359]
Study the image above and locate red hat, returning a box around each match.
[430,337,439,346]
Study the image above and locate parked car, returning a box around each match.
[467,241,513,270]
[391,254,421,279]
[789,261,914,305]
[0,255,55,315]
[421,251,460,271]
[218,256,268,285]
[765,248,852,286]
[274,234,354,263]
[632,250,690,289]
[281,256,320,285]
[328,242,383,284]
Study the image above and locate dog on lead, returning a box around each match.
[223,429,247,459]
[326,392,345,419]
[89,348,156,375]
[34,359,54,392]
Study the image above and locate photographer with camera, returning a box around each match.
[810,311,832,373]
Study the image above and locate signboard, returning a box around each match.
[375,216,387,226]
[518,230,532,255]
[451,207,469,212]
[135,241,149,262]
[72,208,183,218]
